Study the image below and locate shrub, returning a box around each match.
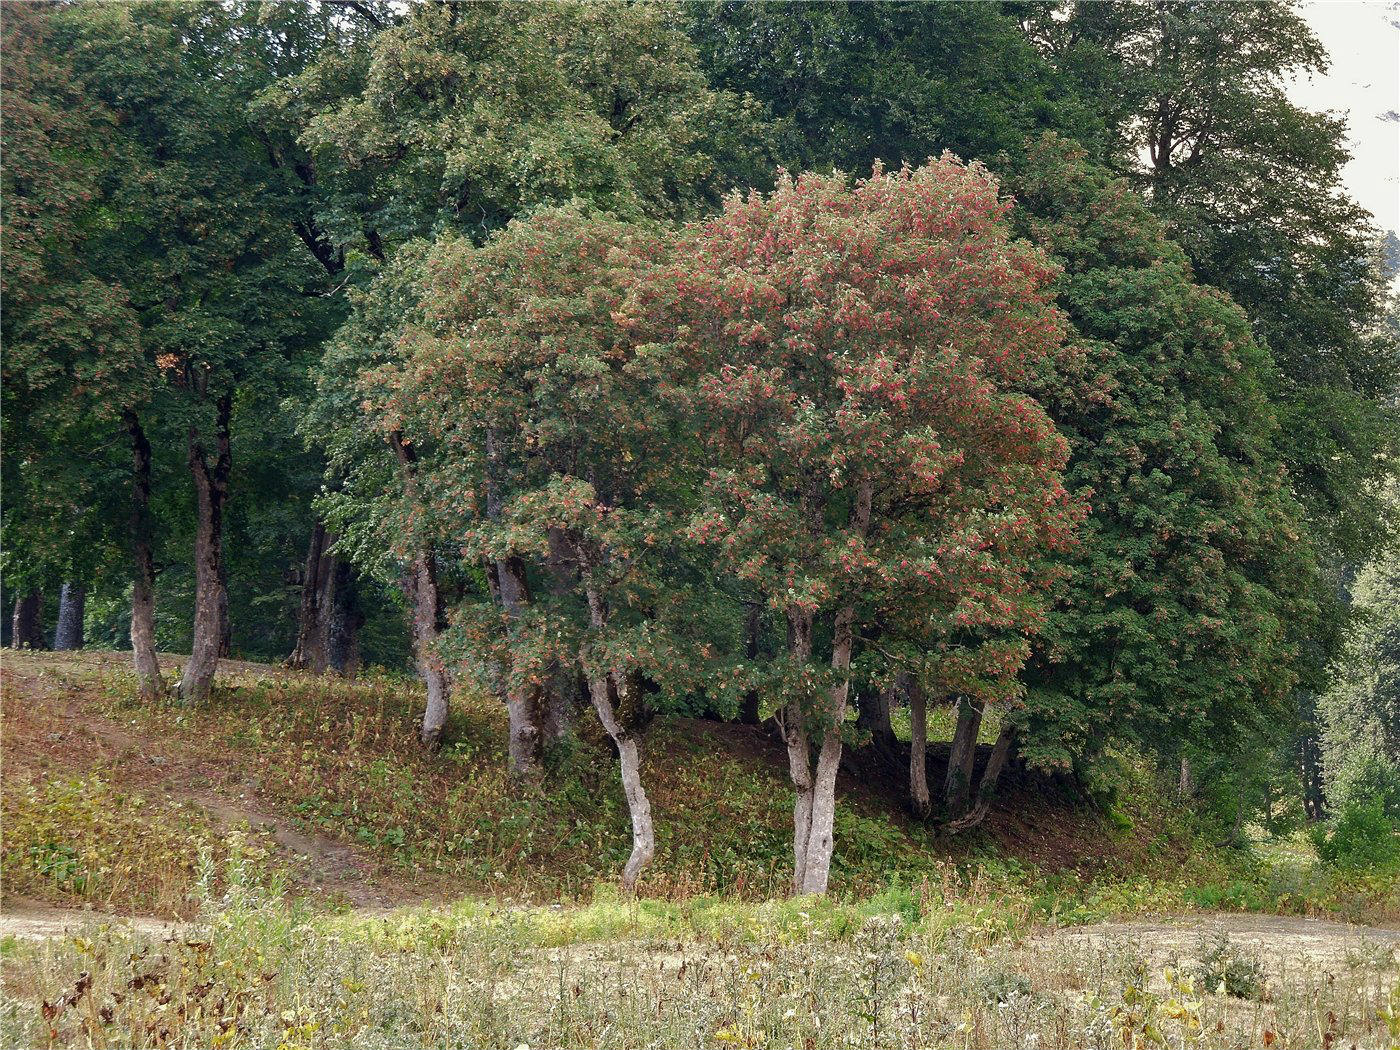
[1311,801,1400,872]
[1193,933,1266,999]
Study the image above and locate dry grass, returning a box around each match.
[4,888,1397,1049]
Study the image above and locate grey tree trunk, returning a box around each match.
[581,578,656,890]
[125,411,162,700]
[1297,691,1328,822]
[484,428,544,780]
[944,724,1017,833]
[179,393,232,703]
[783,605,816,894]
[408,548,451,748]
[390,432,453,748]
[944,696,983,816]
[11,589,44,649]
[793,480,872,896]
[1178,755,1195,798]
[53,583,86,650]
[907,675,930,817]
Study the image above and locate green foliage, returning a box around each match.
[1311,801,1400,873]
[1322,535,1400,818]
[1193,934,1267,1000]
[1008,137,1313,772]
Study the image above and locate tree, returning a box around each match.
[375,208,694,886]
[656,160,1076,892]
[1028,0,1399,623]
[0,2,152,682]
[1321,529,1400,819]
[1007,137,1314,788]
[293,0,770,750]
[688,0,1105,176]
[50,2,341,700]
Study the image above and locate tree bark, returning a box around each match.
[581,572,655,891]
[855,682,900,778]
[11,589,44,649]
[407,547,451,748]
[180,392,232,702]
[217,559,231,658]
[125,411,162,700]
[541,526,580,742]
[782,605,816,894]
[793,479,873,896]
[389,432,453,748]
[485,428,544,780]
[944,696,984,817]
[287,521,334,672]
[1297,691,1327,822]
[906,675,930,817]
[53,582,86,650]
[943,724,1016,833]
[1178,755,1195,798]
[327,556,363,676]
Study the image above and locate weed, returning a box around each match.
[1193,933,1266,999]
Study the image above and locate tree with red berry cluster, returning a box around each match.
[649,159,1079,892]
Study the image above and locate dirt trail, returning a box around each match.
[1032,912,1400,976]
[2,652,424,915]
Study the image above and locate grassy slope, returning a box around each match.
[2,651,1394,924]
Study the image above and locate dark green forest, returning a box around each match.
[3,0,1397,894]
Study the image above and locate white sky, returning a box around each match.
[1293,1,1400,234]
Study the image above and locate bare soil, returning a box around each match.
[1,651,439,915]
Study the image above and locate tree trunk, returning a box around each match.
[907,675,930,817]
[408,547,451,748]
[125,411,162,700]
[1178,755,1195,798]
[739,601,762,724]
[943,724,1017,833]
[287,521,333,672]
[944,696,984,817]
[484,428,544,779]
[1297,691,1327,822]
[541,526,579,742]
[794,480,872,896]
[389,432,452,748]
[327,557,363,676]
[782,604,816,893]
[217,559,231,658]
[179,393,232,702]
[53,583,86,650]
[855,684,896,753]
[11,589,44,649]
[580,573,655,891]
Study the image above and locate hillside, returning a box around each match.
[0,651,1385,924]
[5,651,1400,1050]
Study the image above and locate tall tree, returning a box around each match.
[688,0,1104,176]
[658,160,1076,892]
[1008,136,1314,782]
[377,208,696,886]
[293,0,769,750]
[50,1,340,700]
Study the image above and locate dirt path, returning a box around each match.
[2,653,423,913]
[1032,912,1400,976]
[0,899,185,942]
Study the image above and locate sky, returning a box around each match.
[1293,1,1400,234]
